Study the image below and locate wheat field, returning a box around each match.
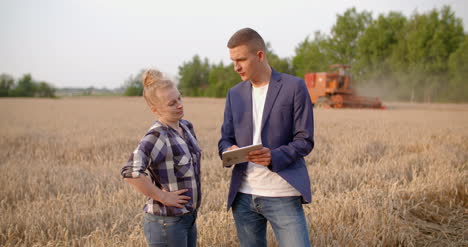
[0,97,466,247]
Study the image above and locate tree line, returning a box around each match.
[120,6,466,102]
[177,42,294,98]
[168,6,466,102]
[123,42,294,98]
[0,74,56,98]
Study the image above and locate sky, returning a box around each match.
[0,0,466,89]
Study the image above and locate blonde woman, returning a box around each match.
[121,69,201,247]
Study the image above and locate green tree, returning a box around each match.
[207,61,239,97]
[355,11,407,81]
[123,70,144,96]
[329,8,372,65]
[447,35,468,102]
[0,74,15,97]
[178,55,210,96]
[292,32,333,77]
[11,74,36,97]
[36,81,56,98]
[391,6,464,101]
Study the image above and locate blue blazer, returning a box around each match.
[218,68,314,210]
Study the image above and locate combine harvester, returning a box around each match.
[304,64,384,109]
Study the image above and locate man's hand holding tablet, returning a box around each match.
[222,144,264,167]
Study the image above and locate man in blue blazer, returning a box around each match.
[218,28,314,247]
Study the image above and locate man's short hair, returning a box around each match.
[227,28,266,53]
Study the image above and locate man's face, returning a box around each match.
[229,45,262,81]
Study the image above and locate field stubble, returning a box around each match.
[0,97,466,246]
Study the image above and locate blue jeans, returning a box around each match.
[232,193,311,247]
[143,212,197,247]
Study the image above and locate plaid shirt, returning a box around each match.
[121,119,201,216]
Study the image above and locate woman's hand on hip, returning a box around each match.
[159,189,191,208]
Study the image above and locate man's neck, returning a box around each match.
[251,65,272,88]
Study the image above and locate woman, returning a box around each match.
[121,69,201,247]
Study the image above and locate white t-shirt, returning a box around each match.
[238,83,301,197]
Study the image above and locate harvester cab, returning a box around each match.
[304,64,384,109]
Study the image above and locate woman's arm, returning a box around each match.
[124,176,190,208]
[121,129,190,208]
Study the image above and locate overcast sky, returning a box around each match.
[1,0,466,88]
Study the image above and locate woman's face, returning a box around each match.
[152,86,184,123]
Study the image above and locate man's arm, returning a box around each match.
[218,90,237,158]
[269,80,314,172]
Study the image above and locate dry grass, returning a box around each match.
[0,97,466,246]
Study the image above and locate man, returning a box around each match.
[218,28,314,247]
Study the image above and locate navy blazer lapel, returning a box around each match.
[240,81,254,144]
[261,69,282,130]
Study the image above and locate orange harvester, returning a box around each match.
[304,64,384,109]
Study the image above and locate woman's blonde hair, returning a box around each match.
[142,69,175,107]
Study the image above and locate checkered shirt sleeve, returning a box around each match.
[121,128,167,178]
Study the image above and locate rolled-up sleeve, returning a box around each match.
[121,130,167,179]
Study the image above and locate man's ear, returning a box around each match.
[257,50,265,62]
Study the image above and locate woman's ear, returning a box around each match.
[150,105,159,115]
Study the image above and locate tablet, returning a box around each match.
[222,144,263,167]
